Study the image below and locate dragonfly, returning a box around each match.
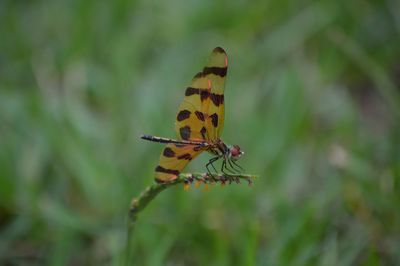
[141,47,244,183]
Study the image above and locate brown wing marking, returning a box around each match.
[155,143,205,183]
[175,71,212,141]
[203,47,227,140]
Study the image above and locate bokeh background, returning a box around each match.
[1,1,400,265]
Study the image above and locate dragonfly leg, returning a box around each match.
[222,157,237,175]
[231,159,244,172]
[206,156,220,180]
[221,160,228,175]
[227,158,243,174]
[221,158,237,184]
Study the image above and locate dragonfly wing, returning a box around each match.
[155,143,204,183]
[203,47,228,140]
[174,47,228,142]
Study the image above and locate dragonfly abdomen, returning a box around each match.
[141,135,204,146]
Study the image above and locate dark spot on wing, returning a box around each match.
[210,113,218,127]
[163,147,175,157]
[177,153,192,160]
[180,126,191,140]
[200,90,210,101]
[195,111,205,121]
[185,87,199,96]
[210,93,224,106]
[200,126,207,139]
[155,166,180,175]
[177,109,191,121]
[185,87,213,103]
[203,66,227,77]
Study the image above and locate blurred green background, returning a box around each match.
[1,0,400,265]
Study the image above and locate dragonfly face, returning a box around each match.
[228,144,244,161]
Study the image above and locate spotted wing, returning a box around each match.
[155,144,204,183]
[202,47,228,140]
[175,47,228,142]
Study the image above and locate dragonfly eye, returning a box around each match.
[229,145,243,161]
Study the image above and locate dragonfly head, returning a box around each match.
[229,145,244,161]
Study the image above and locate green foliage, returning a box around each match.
[1,0,399,265]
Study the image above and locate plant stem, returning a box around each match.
[124,173,256,264]
[129,173,256,223]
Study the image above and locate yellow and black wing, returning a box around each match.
[202,47,227,140]
[155,143,204,183]
[175,47,228,141]
[155,47,228,183]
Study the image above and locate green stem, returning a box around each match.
[129,173,256,222]
[124,173,256,264]
[129,179,181,223]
